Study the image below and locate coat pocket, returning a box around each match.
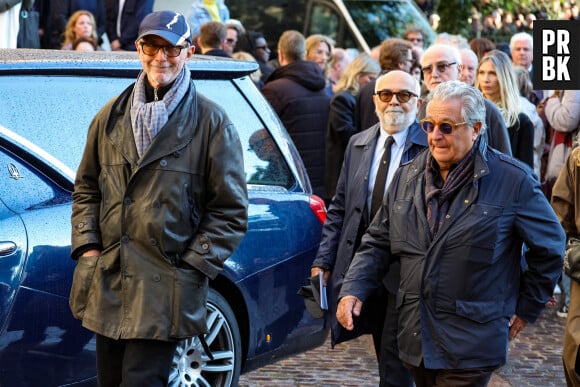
[455,299,506,323]
[171,267,209,338]
[69,255,99,320]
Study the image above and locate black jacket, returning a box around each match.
[105,0,153,50]
[262,60,330,199]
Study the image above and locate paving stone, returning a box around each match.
[240,298,567,386]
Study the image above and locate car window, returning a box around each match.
[0,148,57,213]
[0,75,294,189]
[343,0,435,48]
[0,76,134,171]
[195,80,294,189]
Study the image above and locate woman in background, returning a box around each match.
[61,10,99,50]
[476,49,534,169]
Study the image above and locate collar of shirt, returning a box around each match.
[368,126,410,212]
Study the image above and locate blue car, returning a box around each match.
[0,49,327,386]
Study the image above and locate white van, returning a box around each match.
[228,0,435,52]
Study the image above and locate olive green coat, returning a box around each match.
[70,82,248,341]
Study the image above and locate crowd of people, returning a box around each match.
[3,0,580,385]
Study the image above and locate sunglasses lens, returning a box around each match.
[379,91,392,102]
[421,120,434,132]
[440,122,454,134]
[398,92,410,103]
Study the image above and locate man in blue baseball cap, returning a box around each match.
[70,10,248,386]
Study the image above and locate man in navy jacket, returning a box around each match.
[338,81,565,386]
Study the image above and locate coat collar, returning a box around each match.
[106,80,199,168]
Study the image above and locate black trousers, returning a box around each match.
[406,362,497,387]
[96,334,178,387]
[379,293,414,387]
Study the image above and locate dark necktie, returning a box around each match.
[370,136,395,217]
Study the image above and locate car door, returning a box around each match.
[0,143,96,386]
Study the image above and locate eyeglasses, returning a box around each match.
[420,119,467,135]
[255,45,269,51]
[139,41,187,57]
[422,62,457,75]
[375,90,418,103]
[408,38,424,43]
[225,38,237,44]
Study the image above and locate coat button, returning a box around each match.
[124,197,132,205]
[121,235,130,243]
[201,243,209,250]
[153,274,161,282]
[160,159,168,167]
[149,238,157,246]
[77,221,85,229]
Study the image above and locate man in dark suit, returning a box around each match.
[312,70,426,387]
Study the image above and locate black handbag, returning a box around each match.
[17,0,40,49]
[564,237,580,283]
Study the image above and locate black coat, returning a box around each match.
[105,0,153,50]
[325,89,357,199]
[262,60,330,199]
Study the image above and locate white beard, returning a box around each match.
[377,109,415,131]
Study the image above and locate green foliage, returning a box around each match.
[435,0,472,37]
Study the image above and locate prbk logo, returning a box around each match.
[534,20,580,89]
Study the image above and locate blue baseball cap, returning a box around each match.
[137,11,192,46]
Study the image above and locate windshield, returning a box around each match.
[343,0,435,48]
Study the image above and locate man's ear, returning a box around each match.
[416,97,423,110]
[473,121,483,139]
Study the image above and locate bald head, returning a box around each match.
[375,70,421,95]
[374,70,422,134]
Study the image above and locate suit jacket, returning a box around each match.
[312,120,427,347]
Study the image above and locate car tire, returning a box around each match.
[168,288,242,387]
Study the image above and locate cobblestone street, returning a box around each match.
[239,299,567,386]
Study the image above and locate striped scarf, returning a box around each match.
[130,66,190,158]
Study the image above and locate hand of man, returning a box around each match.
[81,249,101,258]
[110,39,122,51]
[508,315,528,341]
[336,295,363,331]
[310,266,330,284]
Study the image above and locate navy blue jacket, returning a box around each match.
[105,0,153,51]
[341,137,565,368]
[313,120,427,346]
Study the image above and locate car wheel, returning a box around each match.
[168,288,242,387]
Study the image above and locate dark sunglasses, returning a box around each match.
[375,90,418,103]
[139,41,187,57]
[422,62,457,75]
[226,38,237,44]
[420,119,467,135]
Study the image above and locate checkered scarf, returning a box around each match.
[130,66,190,158]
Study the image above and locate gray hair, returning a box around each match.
[426,80,487,133]
[509,32,533,51]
